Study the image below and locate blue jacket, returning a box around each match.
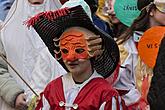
[0,0,14,21]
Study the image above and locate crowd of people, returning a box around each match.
[0,0,164,110]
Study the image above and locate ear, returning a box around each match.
[150,6,158,16]
[150,11,154,16]
[149,9,155,16]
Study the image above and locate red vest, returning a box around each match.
[36,77,126,110]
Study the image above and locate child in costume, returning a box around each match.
[27,4,127,110]
[114,0,165,109]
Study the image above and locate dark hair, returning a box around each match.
[84,0,98,14]
[117,2,156,44]
[147,36,165,110]
[112,23,128,38]
[137,0,154,10]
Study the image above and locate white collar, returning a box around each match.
[133,31,143,42]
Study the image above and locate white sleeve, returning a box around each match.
[99,102,106,110]
[41,94,50,110]
[99,96,123,110]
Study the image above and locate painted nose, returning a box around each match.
[66,52,76,62]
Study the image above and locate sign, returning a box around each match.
[138,26,165,68]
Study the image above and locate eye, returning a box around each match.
[61,49,68,54]
[75,48,85,54]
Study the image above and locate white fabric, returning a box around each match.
[0,0,67,110]
[99,102,106,110]
[99,97,123,110]
[154,0,165,3]
[41,94,49,110]
[114,36,141,106]
[63,71,102,110]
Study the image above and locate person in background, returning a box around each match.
[27,4,126,109]
[115,0,165,109]
[90,0,113,36]
[0,0,14,21]
[60,0,113,36]
[148,36,165,110]
[0,0,67,110]
[0,21,27,109]
[105,0,128,38]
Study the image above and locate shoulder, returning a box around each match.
[46,76,62,87]
[91,78,119,96]
[44,76,63,93]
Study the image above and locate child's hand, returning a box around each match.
[35,96,41,105]
[28,95,40,110]
[86,35,103,57]
[15,93,28,110]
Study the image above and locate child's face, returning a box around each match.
[60,31,89,61]
[64,56,91,76]
[150,3,165,26]
[60,27,92,74]
[106,0,120,24]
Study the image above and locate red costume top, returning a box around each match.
[36,72,126,110]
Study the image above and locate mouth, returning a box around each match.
[68,63,78,68]
[111,15,117,18]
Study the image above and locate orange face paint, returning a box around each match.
[60,30,89,61]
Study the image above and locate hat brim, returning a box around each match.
[28,5,119,78]
[155,3,165,13]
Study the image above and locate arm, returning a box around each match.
[99,96,127,110]
[35,93,50,110]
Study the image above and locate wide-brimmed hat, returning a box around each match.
[26,5,119,78]
[154,0,165,13]
[138,0,165,13]
[137,0,153,10]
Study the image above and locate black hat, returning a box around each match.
[26,5,119,78]
[137,0,154,10]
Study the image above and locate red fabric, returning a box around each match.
[115,96,120,110]
[116,89,129,96]
[135,42,138,49]
[121,98,128,110]
[127,98,148,110]
[36,77,65,110]
[60,32,89,61]
[59,0,68,4]
[73,78,118,110]
[127,74,149,110]
[26,8,70,27]
[104,97,112,110]
[106,63,120,85]
[36,76,126,110]
[35,93,44,110]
